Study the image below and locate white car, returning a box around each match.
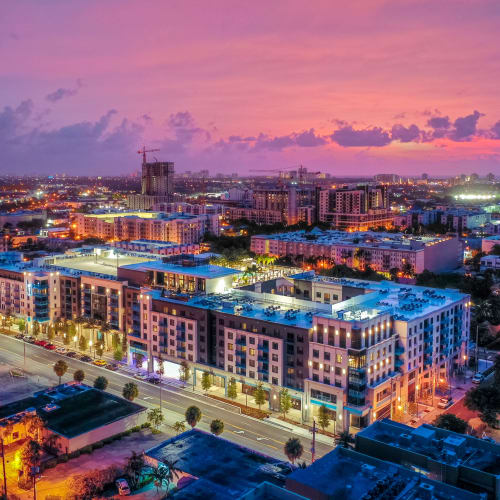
[115,478,130,495]
[437,397,453,409]
[55,347,67,354]
[472,373,484,384]
[133,372,148,381]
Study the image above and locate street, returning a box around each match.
[0,335,333,463]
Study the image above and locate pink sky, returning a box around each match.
[1,0,500,176]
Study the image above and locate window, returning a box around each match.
[313,349,319,358]
[272,366,278,373]
[272,342,279,350]
[228,343,234,350]
[336,354,342,364]
[250,348,256,356]
[272,354,279,362]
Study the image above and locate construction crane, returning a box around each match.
[137,146,160,164]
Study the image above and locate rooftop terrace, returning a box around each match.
[122,260,241,279]
[146,429,289,499]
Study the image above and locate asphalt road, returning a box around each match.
[0,336,333,463]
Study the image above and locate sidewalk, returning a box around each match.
[265,417,334,445]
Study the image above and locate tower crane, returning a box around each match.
[137,146,160,164]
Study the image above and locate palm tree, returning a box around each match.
[335,430,353,449]
[98,321,113,350]
[20,439,41,480]
[173,421,186,434]
[284,437,304,464]
[163,458,180,497]
[185,406,202,428]
[124,451,145,490]
[53,359,68,384]
[210,419,224,436]
[147,408,165,433]
[152,466,168,494]
[0,422,13,497]
[123,382,139,401]
[22,414,45,444]
[73,369,85,383]
[93,376,108,390]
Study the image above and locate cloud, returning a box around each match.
[427,116,450,129]
[294,128,327,147]
[451,110,483,141]
[491,120,500,139]
[331,126,391,147]
[45,79,83,103]
[391,124,421,143]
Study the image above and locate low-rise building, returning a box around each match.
[251,230,463,274]
[356,419,500,499]
[480,254,500,271]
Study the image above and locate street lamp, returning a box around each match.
[89,340,93,358]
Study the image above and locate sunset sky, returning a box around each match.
[1,0,500,176]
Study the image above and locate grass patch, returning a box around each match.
[207,394,271,419]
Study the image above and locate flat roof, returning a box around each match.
[253,229,451,250]
[286,446,481,500]
[83,211,205,223]
[146,429,287,499]
[357,420,500,473]
[0,383,145,438]
[121,260,240,279]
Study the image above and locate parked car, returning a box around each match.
[105,363,119,371]
[35,340,48,347]
[115,478,131,496]
[65,351,78,358]
[44,343,56,350]
[15,334,24,340]
[55,347,67,354]
[472,373,484,384]
[437,397,453,409]
[93,359,107,367]
[80,355,92,362]
[23,336,36,344]
[147,376,160,385]
[134,373,148,381]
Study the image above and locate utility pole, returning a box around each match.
[310,419,316,463]
[475,324,479,374]
[1,437,7,499]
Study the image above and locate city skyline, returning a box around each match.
[1,1,500,176]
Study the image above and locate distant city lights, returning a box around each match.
[453,193,497,200]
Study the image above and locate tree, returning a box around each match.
[173,421,186,434]
[433,414,467,434]
[68,321,76,339]
[279,388,292,420]
[227,377,238,400]
[389,267,399,282]
[22,414,45,444]
[112,332,120,349]
[123,382,139,401]
[135,353,145,369]
[318,404,331,431]
[147,408,165,433]
[18,318,25,333]
[0,421,13,497]
[53,359,68,384]
[113,347,124,361]
[480,409,498,428]
[124,451,145,490]
[20,439,41,477]
[79,335,88,351]
[94,376,108,390]
[465,386,500,415]
[32,320,40,337]
[179,360,190,384]
[210,419,224,436]
[63,332,70,345]
[95,344,104,358]
[335,430,353,449]
[201,371,212,393]
[47,324,55,340]
[73,369,85,383]
[254,382,266,410]
[152,466,168,494]
[163,458,180,497]
[284,437,303,464]
[185,406,202,428]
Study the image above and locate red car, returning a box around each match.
[44,343,56,350]
[35,340,48,347]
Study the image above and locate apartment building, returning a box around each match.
[152,202,223,216]
[73,211,219,244]
[318,185,393,230]
[251,230,463,273]
[111,239,200,256]
[127,277,469,432]
[441,210,490,232]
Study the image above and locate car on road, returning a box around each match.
[65,351,78,358]
[472,373,484,384]
[105,363,119,371]
[80,355,92,362]
[115,478,130,496]
[15,334,24,340]
[147,376,160,385]
[134,373,148,381]
[93,359,107,367]
[55,347,67,354]
[44,343,56,350]
[437,396,453,409]
[35,340,48,347]
[23,336,36,344]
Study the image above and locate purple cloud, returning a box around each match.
[331,126,391,147]
[294,128,327,147]
[391,124,421,143]
[46,79,83,103]
[451,110,483,141]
